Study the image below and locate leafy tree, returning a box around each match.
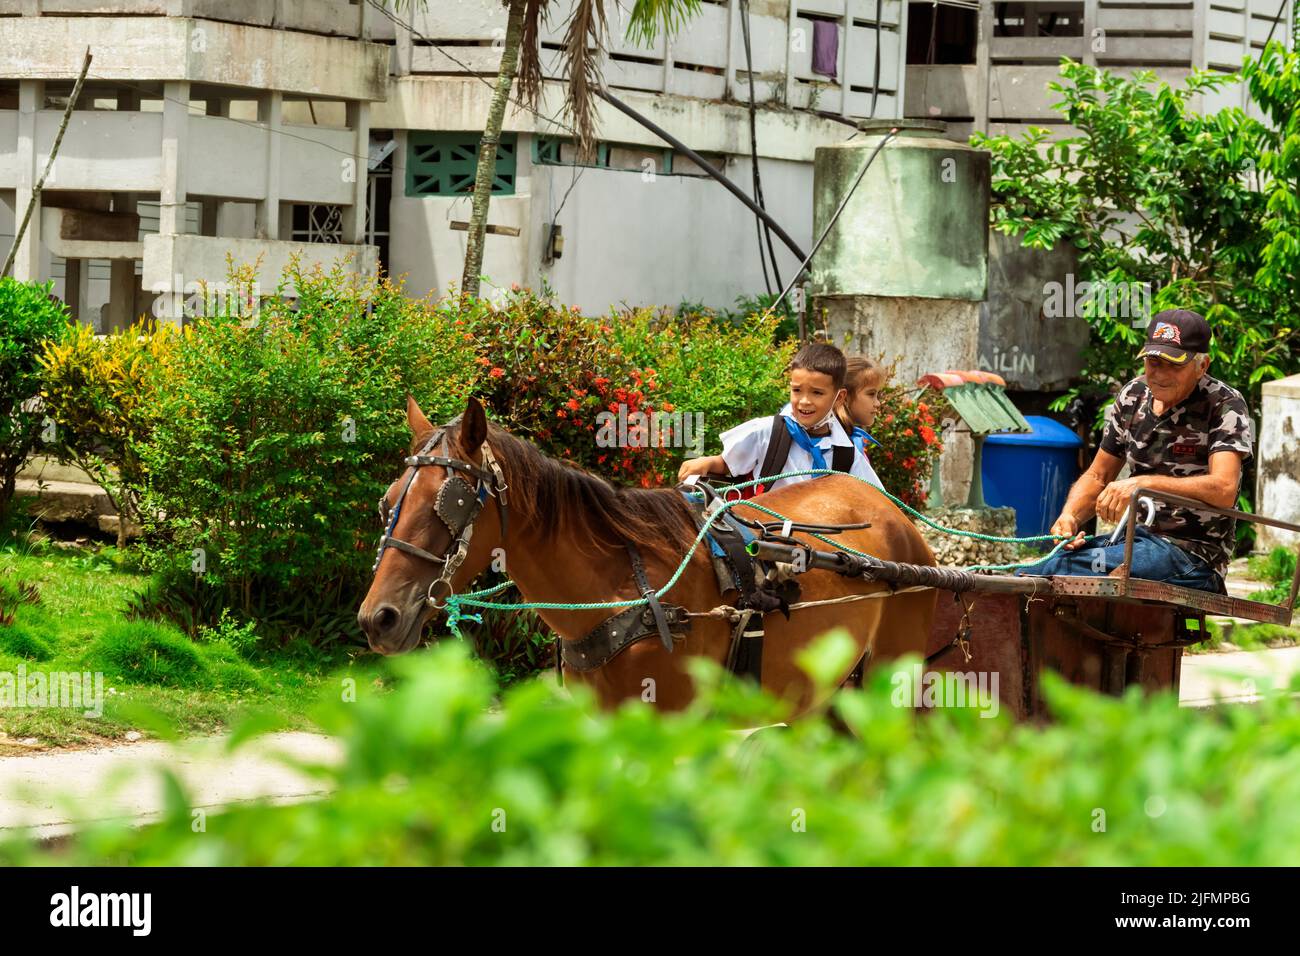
[972,52,1299,423]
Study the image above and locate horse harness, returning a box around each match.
[372,421,509,608]
[560,479,872,684]
[370,427,875,685]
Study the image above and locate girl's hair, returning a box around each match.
[835,355,884,432]
[789,342,847,391]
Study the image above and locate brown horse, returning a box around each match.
[358,395,937,718]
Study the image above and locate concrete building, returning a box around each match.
[906,0,1295,143]
[0,1,386,329]
[0,0,909,322]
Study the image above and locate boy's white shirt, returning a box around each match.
[719,404,884,491]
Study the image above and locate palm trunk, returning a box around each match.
[461,0,526,299]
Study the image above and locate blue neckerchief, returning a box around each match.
[782,415,829,471]
[850,426,880,457]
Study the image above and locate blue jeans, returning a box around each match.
[1015,526,1225,594]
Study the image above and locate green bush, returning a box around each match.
[0,278,70,526]
[12,635,1300,866]
[611,307,794,480]
[0,622,55,662]
[133,261,482,633]
[1248,546,1297,605]
[88,620,210,687]
[87,618,263,691]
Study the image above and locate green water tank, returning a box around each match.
[810,119,990,302]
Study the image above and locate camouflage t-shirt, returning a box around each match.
[1099,374,1254,576]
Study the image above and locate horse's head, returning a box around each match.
[357,394,508,655]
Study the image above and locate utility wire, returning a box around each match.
[765,125,898,329]
[739,0,778,295]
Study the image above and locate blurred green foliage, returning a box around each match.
[9,634,1300,866]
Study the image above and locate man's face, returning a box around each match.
[1143,354,1206,406]
[789,368,845,430]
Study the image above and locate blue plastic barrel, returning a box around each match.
[982,416,1083,542]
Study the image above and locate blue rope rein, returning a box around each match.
[436,468,1066,637]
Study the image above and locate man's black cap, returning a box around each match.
[1137,308,1211,364]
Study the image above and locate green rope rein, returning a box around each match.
[439,467,1069,635]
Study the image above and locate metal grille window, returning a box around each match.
[407,132,517,197]
[292,204,344,244]
[532,136,609,167]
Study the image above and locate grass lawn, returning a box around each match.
[0,533,376,754]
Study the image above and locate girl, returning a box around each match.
[835,355,886,486]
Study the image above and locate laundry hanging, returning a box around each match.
[812,20,839,81]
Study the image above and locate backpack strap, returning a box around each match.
[757,415,794,488]
[832,443,855,474]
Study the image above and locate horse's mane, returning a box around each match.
[412,420,699,560]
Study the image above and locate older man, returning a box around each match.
[1017,309,1254,593]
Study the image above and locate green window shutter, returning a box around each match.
[407,132,517,197]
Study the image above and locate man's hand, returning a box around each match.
[1096,477,1144,523]
[678,455,723,483]
[1050,512,1088,550]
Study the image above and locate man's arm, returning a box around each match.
[1095,450,1243,522]
[1050,448,1125,548]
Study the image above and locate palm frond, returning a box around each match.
[561,0,609,159]
[626,0,703,48]
[517,0,550,108]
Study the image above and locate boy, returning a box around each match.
[677,342,883,491]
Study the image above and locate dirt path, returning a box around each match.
[0,731,341,840]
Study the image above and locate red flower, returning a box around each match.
[490,367,505,378]
[557,409,567,419]
[476,356,491,366]
[903,457,917,470]
[902,428,914,437]
[919,425,936,445]
[566,398,580,411]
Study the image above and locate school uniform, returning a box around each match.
[719,404,884,492]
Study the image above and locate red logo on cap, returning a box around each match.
[1152,321,1181,343]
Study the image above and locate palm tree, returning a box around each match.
[390,1,702,298]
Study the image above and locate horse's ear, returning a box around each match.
[461,396,488,455]
[406,394,433,438]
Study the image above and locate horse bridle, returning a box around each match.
[372,419,509,608]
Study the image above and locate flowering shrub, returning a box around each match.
[448,290,675,486]
[867,382,949,509]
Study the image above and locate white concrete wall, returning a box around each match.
[1257,373,1300,553]
[387,129,815,313]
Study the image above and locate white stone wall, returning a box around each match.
[1257,373,1300,553]
[387,128,818,313]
